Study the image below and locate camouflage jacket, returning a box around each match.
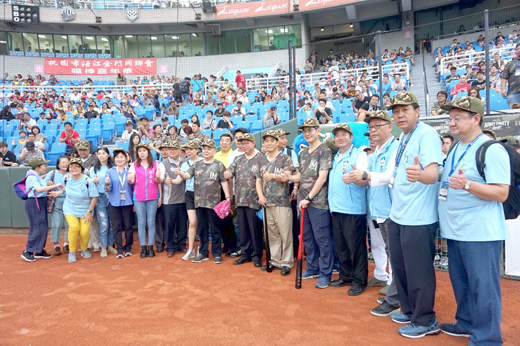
[255,152,294,208]
[186,159,226,209]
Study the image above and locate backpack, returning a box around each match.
[13,173,42,211]
[445,139,520,220]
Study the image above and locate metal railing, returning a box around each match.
[438,46,517,76]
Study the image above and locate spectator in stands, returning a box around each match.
[20,133,45,153]
[84,104,100,123]
[501,44,520,108]
[179,119,192,138]
[263,105,281,129]
[391,74,406,91]
[381,75,392,93]
[471,71,486,90]
[467,87,483,102]
[450,75,471,98]
[42,98,54,110]
[314,98,333,124]
[202,111,217,130]
[352,90,369,116]
[206,92,217,107]
[121,122,137,142]
[18,131,28,145]
[431,90,453,116]
[188,121,207,146]
[59,122,80,151]
[465,65,477,81]
[236,70,246,90]
[445,67,460,84]
[231,101,246,117]
[0,105,14,121]
[0,142,18,166]
[18,113,37,132]
[215,102,229,117]
[138,117,152,139]
[358,94,381,122]
[217,113,234,130]
[128,133,141,162]
[489,65,501,88]
[149,125,167,158]
[19,141,45,165]
[166,126,183,147]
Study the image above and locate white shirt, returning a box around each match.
[21,118,37,129]
[329,65,340,80]
[121,129,138,141]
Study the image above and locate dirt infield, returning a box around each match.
[1,233,519,346]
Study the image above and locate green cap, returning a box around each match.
[388,91,419,109]
[262,129,279,140]
[182,140,200,149]
[28,157,50,169]
[365,110,392,123]
[332,123,353,136]
[500,136,519,146]
[169,141,181,149]
[298,118,320,129]
[68,158,84,168]
[275,128,290,136]
[440,96,485,117]
[237,133,255,143]
[201,138,217,148]
[482,129,497,140]
[158,142,171,149]
[135,142,151,150]
[77,139,90,150]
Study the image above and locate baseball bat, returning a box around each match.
[263,206,272,273]
[295,206,304,289]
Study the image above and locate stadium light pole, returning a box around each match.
[485,9,490,116]
[377,31,383,110]
[292,44,297,119]
[288,40,294,120]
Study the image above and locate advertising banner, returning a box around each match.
[44,58,156,75]
[215,0,289,19]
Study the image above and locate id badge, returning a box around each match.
[438,181,449,201]
[515,70,520,77]
[120,190,127,201]
[389,171,396,188]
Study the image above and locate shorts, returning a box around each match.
[185,191,195,210]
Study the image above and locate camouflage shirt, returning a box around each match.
[255,152,294,208]
[228,152,267,210]
[186,159,226,209]
[149,134,167,148]
[188,132,208,146]
[165,135,184,147]
[297,143,332,210]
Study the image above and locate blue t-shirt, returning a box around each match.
[181,158,202,192]
[381,82,392,93]
[26,170,47,198]
[190,79,203,92]
[90,165,110,194]
[44,169,68,198]
[438,136,510,241]
[63,174,100,218]
[389,121,443,226]
[282,148,299,169]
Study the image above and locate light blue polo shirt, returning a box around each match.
[26,170,47,198]
[389,121,443,226]
[45,170,68,198]
[282,148,299,169]
[63,174,100,218]
[181,158,202,192]
[89,165,109,194]
[438,136,510,241]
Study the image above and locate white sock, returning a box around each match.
[64,242,69,246]
[54,244,60,248]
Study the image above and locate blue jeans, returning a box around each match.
[50,197,69,243]
[95,194,113,249]
[302,207,334,279]
[182,93,189,105]
[447,239,503,346]
[134,199,158,246]
[506,92,520,108]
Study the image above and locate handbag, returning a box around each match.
[46,170,56,213]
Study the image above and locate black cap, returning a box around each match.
[26,141,35,150]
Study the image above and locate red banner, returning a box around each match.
[44,58,156,75]
[301,0,360,11]
[215,0,289,19]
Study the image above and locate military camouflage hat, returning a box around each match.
[332,123,353,136]
[158,141,171,149]
[298,117,320,129]
[364,110,392,123]
[169,141,181,149]
[275,128,290,136]
[237,133,255,143]
[388,91,419,110]
[68,157,84,168]
[201,138,217,148]
[500,136,519,146]
[482,129,497,140]
[77,139,91,150]
[182,140,200,149]
[262,129,279,140]
[441,96,485,117]
[28,157,50,169]
[135,142,151,150]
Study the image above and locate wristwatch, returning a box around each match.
[362,171,368,180]
[87,209,92,213]
[463,180,471,190]
[305,195,312,201]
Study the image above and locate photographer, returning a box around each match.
[263,105,280,130]
[314,98,333,124]
[18,113,37,131]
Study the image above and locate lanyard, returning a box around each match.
[118,167,127,187]
[448,133,484,177]
[395,122,419,169]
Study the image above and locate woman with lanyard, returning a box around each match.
[60,158,100,263]
[44,156,70,256]
[179,140,202,261]
[21,157,63,262]
[105,148,134,259]
[90,147,117,258]
[128,143,163,258]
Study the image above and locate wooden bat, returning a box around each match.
[295,207,304,289]
[263,206,272,273]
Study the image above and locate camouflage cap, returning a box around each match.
[68,157,84,167]
[158,141,171,149]
[298,117,320,129]
[482,129,497,139]
[275,128,290,136]
[388,91,419,110]
[201,138,217,148]
[441,96,485,117]
[182,140,200,149]
[332,123,353,136]
[169,141,181,149]
[28,157,50,169]
[237,133,256,143]
[262,129,279,140]
[365,110,392,123]
[112,148,129,157]
[135,142,151,150]
[500,136,519,146]
[77,139,90,150]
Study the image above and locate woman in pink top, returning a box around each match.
[128,143,163,258]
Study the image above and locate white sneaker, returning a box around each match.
[68,252,77,263]
[81,250,92,259]
[182,249,195,261]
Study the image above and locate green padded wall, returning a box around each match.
[0,168,12,227]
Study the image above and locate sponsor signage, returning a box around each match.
[215,0,289,19]
[301,0,361,11]
[44,58,156,75]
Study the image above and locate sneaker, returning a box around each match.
[21,250,36,262]
[182,249,196,261]
[63,244,70,253]
[371,301,401,317]
[54,246,62,256]
[116,253,124,259]
[124,251,132,257]
[192,254,209,263]
[100,250,108,258]
[229,249,241,258]
[379,285,390,295]
[440,256,449,268]
[34,250,52,259]
[377,297,385,304]
[214,256,223,264]
[302,270,320,279]
[107,248,118,255]
[434,254,441,265]
[391,312,412,324]
[93,247,101,253]
[332,268,339,275]
[81,250,92,259]
[68,252,77,263]
[367,277,387,287]
[399,321,440,339]
[315,277,330,289]
[440,323,471,338]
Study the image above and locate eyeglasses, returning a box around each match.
[368,123,390,131]
[444,115,472,124]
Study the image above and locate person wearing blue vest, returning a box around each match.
[350,110,401,316]
[386,91,443,338]
[438,96,509,345]
[328,123,369,295]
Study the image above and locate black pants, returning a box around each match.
[25,197,48,253]
[331,212,368,287]
[164,203,188,252]
[237,207,263,260]
[108,204,134,254]
[196,207,222,258]
[220,190,238,253]
[387,219,437,327]
[155,205,165,248]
